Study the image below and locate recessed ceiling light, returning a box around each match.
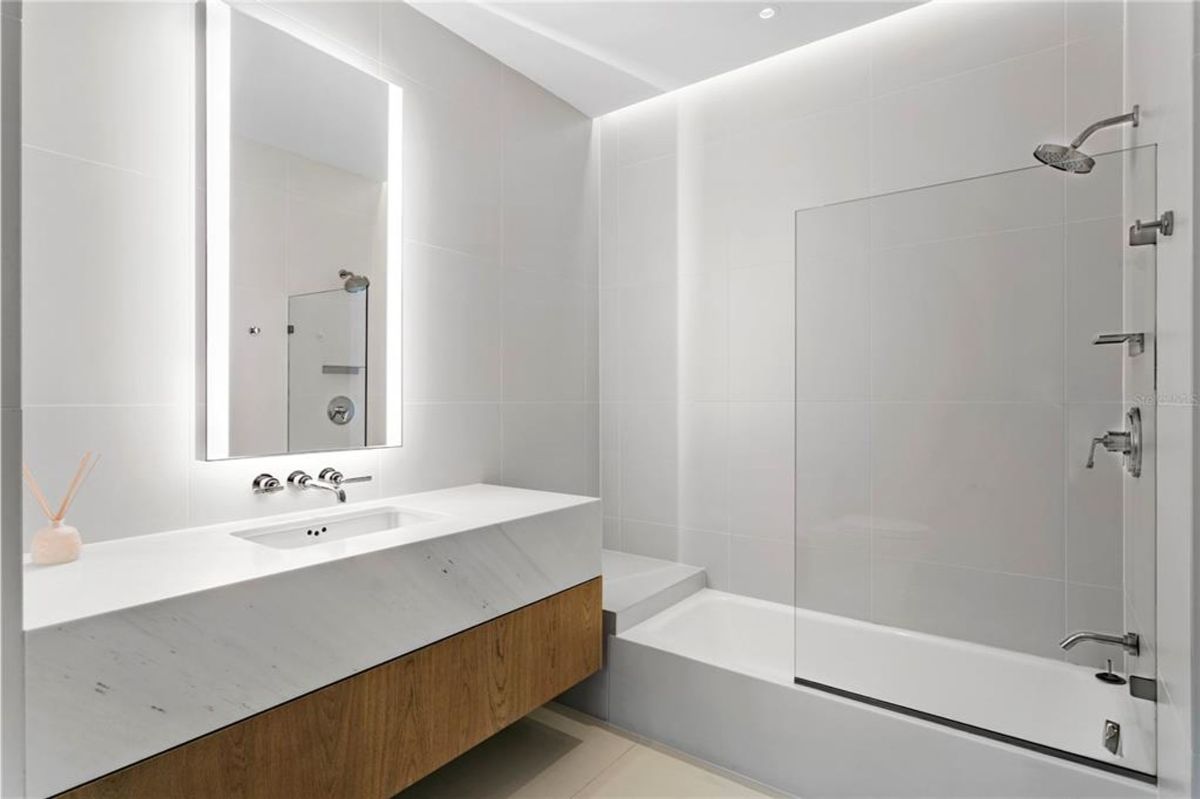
[758,6,776,19]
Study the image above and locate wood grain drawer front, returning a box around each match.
[61,577,603,799]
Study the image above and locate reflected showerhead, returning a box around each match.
[338,269,370,293]
[1033,105,1138,174]
[1033,143,1095,174]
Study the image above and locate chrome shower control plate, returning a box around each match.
[327,395,355,425]
[1125,407,1142,478]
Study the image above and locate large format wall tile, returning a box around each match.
[501,402,598,496]
[794,543,870,621]
[501,69,599,286]
[401,81,502,259]
[619,402,677,526]
[795,201,869,402]
[618,282,678,402]
[1065,402,1125,590]
[1065,218,1125,403]
[23,405,190,547]
[729,263,793,403]
[729,536,792,605]
[403,242,502,403]
[22,1,193,182]
[22,148,191,408]
[871,557,1066,659]
[615,156,677,288]
[793,402,869,551]
[869,0,1065,98]
[869,225,1064,403]
[866,165,1065,252]
[870,402,1064,580]
[678,401,727,534]
[727,103,871,268]
[502,269,594,402]
[869,46,1065,194]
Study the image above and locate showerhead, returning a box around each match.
[1033,105,1138,174]
[1033,143,1095,174]
[338,269,370,293]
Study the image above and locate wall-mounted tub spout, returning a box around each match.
[1059,630,1140,656]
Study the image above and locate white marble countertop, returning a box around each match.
[24,483,598,631]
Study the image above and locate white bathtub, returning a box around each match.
[611,589,1156,798]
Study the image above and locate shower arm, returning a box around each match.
[1069,105,1139,149]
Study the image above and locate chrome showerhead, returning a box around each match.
[1033,105,1138,174]
[1033,143,1095,174]
[338,269,370,293]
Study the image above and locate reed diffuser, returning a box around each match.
[23,452,99,565]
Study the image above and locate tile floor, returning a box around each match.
[396,704,781,799]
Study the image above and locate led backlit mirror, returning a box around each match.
[204,1,402,458]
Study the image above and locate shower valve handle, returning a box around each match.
[1085,408,1142,477]
[1086,432,1131,468]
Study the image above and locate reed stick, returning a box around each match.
[22,464,55,522]
[57,453,100,521]
[54,452,94,522]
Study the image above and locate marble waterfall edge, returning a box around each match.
[24,485,601,797]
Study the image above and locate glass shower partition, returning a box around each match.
[793,146,1157,780]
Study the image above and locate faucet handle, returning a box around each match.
[318,468,372,486]
[252,473,285,494]
[1086,435,1109,469]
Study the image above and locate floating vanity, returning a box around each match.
[24,484,602,798]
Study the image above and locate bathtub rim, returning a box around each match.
[617,588,1157,786]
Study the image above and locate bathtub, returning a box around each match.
[610,589,1156,798]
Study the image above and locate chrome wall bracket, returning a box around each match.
[1129,210,1174,246]
[1093,332,1145,357]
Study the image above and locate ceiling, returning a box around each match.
[412,1,920,117]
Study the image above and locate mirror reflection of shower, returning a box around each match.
[288,278,369,453]
[1033,105,1139,173]
[339,269,370,293]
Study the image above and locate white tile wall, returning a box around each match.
[1124,1,1197,793]
[0,7,21,793]
[599,0,1135,659]
[20,0,598,550]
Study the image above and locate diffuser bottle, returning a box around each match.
[31,520,81,565]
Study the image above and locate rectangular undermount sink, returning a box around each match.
[232,507,440,549]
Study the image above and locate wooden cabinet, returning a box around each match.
[61,578,602,799]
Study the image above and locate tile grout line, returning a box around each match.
[568,741,641,799]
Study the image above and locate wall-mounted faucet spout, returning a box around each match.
[287,470,347,503]
[1059,630,1140,655]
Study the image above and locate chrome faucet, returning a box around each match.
[287,470,347,503]
[1059,630,1140,656]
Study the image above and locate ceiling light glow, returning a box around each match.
[758,6,776,19]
